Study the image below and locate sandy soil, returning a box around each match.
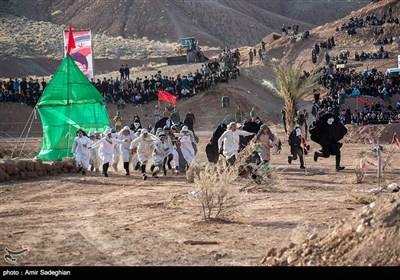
[1,128,399,266]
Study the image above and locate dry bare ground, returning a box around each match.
[0,127,399,266]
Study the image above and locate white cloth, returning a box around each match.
[71,136,91,169]
[117,129,137,163]
[90,137,125,165]
[179,135,195,165]
[152,140,169,166]
[218,129,253,159]
[89,138,101,169]
[130,133,159,164]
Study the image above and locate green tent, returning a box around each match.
[36,55,110,161]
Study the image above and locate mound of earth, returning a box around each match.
[344,124,400,144]
[261,192,400,266]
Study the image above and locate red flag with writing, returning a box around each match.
[67,24,76,55]
[393,133,400,149]
[356,97,373,107]
[158,90,177,105]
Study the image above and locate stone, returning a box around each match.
[356,224,365,234]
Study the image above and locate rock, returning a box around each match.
[266,247,277,257]
[26,161,34,171]
[369,202,376,208]
[309,232,318,240]
[287,254,298,264]
[288,242,295,249]
[0,168,7,182]
[4,160,18,176]
[17,160,27,171]
[19,171,27,179]
[33,161,42,171]
[356,224,365,234]
[341,223,353,235]
[0,163,5,172]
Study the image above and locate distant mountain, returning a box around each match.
[1,0,369,47]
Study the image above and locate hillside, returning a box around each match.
[1,0,369,47]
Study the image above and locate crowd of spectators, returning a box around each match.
[311,65,400,125]
[0,51,240,108]
[0,77,46,106]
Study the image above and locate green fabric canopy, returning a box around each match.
[36,55,109,161]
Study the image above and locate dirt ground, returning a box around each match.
[1,128,399,266]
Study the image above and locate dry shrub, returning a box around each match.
[382,145,398,171]
[345,192,376,205]
[354,145,398,184]
[192,164,241,221]
[354,165,365,184]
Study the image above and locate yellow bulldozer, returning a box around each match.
[167,37,209,65]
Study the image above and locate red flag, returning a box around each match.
[158,90,177,105]
[393,133,400,149]
[356,97,373,107]
[67,24,76,55]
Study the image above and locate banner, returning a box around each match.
[356,97,373,107]
[158,90,177,105]
[63,30,94,80]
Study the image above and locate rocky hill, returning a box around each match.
[1,0,369,47]
[0,0,371,77]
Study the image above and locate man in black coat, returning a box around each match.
[310,112,347,171]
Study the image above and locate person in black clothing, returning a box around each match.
[183,108,196,132]
[124,65,130,80]
[310,112,347,171]
[119,65,125,80]
[288,126,306,169]
[281,108,287,134]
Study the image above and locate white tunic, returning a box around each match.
[71,135,91,169]
[218,129,253,159]
[90,137,125,165]
[117,130,137,162]
[130,133,159,164]
[89,138,101,169]
[179,135,195,165]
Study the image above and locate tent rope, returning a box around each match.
[0,134,32,159]
[19,108,37,159]
[11,108,35,158]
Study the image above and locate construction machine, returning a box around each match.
[166,37,209,65]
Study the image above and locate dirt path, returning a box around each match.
[1,130,399,266]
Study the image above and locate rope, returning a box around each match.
[19,108,37,159]
[0,135,32,159]
[11,108,35,158]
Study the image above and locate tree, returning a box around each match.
[263,62,316,133]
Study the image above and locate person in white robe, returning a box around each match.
[178,126,196,166]
[130,128,159,180]
[71,128,91,174]
[117,126,137,175]
[88,131,101,172]
[218,122,255,166]
[89,127,126,177]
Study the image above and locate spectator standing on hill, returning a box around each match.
[248,50,254,67]
[184,108,196,132]
[170,107,181,125]
[124,65,130,80]
[113,111,123,132]
[119,65,124,80]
